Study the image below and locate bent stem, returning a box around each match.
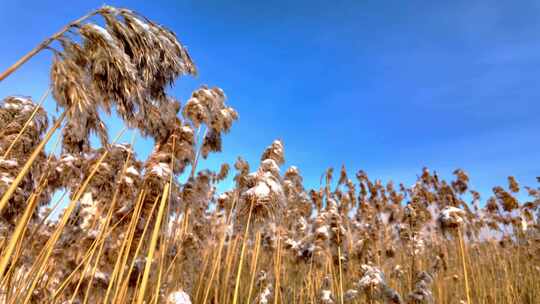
[0,10,98,82]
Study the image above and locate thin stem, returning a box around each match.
[0,110,66,215]
[190,126,207,179]
[458,228,472,304]
[135,182,170,304]
[232,199,255,304]
[0,10,98,82]
[21,127,125,304]
[2,88,50,158]
[246,231,262,304]
[0,192,39,278]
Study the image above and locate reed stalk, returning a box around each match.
[0,110,66,215]
[115,193,160,302]
[0,11,98,82]
[135,182,170,304]
[2,88,50,159]
[232,199,254,304]
[246,231,261,304]
[103,188,147,304]
[458,229,471,304]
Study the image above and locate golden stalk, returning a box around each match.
[1,191,42,302]
[221,234,240,304]
[151,136,177,303]
[0,110,66,215]
[193,249,211,301]
[82,140,136,304]
[337,244,344,304]
[0,144,58,283]
[131,270,144,304]
[246,231,261,304]
[162,209,190,290]
[201,193,238,304]
[232,199,255,304]
[2,88,50,159]
[50,210,133,301]
[102,188,147,304]
[115,193,160,302]
[68,228,102,303]
[274,231,282,304]
[21,128,125,303]
[134,182,170,304]
[458,229,471,304]
[0,192,39,278]
[201,231,226,304]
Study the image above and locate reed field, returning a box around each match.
[0,5,538,304]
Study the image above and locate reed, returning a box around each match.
[0,5,538,304]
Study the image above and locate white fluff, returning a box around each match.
[258,283,272,304]
[94,271,109,284]
[0,159,18,169]
[248,182,270,198]
[521,216,528,232]
[88,24,115,43]
[260,159,280,175]
[315,225,330,239]
[60,154,77,164]
[167,290,192,304]
[0,174,14,185]
[320,290,334,303]
[438,206,466,226]
[358,264,386,289]
[123,176,134,184]
[126,166,140,176]
[151,162,172,177]
[181,125,194,135]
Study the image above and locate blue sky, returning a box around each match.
[1,0,539,200]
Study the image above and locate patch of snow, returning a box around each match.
[151,162,171,177]
[358,264,386,289]
[0,159,18,168]
[123,176,134,184]
[247,182,270,198]
[94,271,109,284]
[438,206,466,226]
[0,174,14,185]
[167,290,192,304]
[87,24,115,43]
[315,225,330,239]
[131,16,151,32]
[258,284,272,304]
[61,154,77,164]
[261,159,280,175]
[126,166,139,176]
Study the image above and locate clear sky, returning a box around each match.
[1,0,539,200]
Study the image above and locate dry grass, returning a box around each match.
[0,5,539,304]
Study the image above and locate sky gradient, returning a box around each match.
[0,0,538,199]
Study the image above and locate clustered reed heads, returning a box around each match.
[0,97,49,228]
[50,5,197,154]
[1,5,539,304]
[183,86,238,158]
[234,140,286,225]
